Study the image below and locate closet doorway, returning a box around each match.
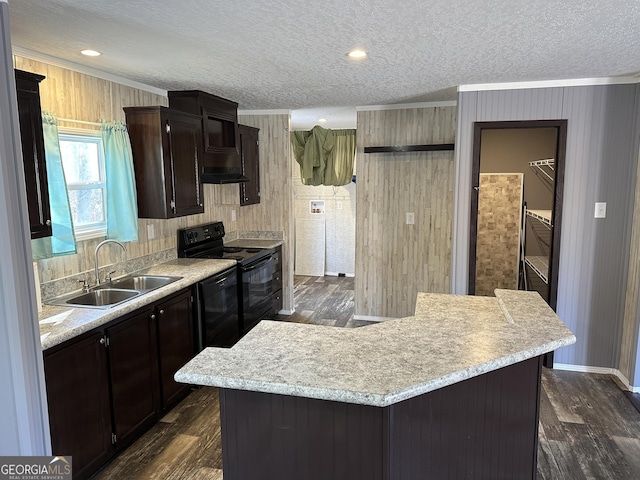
[468,120,567,316]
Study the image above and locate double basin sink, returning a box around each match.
[49,274,182,309]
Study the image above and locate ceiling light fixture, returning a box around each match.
[81,49,102,57]
[318,118,327,123]
[348,49,367,59]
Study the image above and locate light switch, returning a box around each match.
[406,212,415,225]
[231,209,237,221]
[594,202,606,219]
[147,224,155,240]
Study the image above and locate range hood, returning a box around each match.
[201,168,249,184]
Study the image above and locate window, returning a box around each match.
[58,128,107,240]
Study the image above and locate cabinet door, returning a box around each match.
[15,70,52,238]
[156,288,195,409]
[44,331,113,480]
[166,112,204,217]
[239,125,260,206]
[107,307,160,447]
[272,246,283,314]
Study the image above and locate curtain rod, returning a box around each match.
[57,117,102,127]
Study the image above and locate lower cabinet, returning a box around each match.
[107,306,160,447]
[43,287,195,480]
[44,331,113,480]
[272,246,283,314]
[156,289,194,408]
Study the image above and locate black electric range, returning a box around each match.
[177,222,273,266]
[177,222,277,347]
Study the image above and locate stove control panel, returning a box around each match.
[178,222,225,248]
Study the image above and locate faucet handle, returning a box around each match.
[105,270,116,283]
[78,279,91,293]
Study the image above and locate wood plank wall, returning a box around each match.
[355,107,456,319]
[453,84,640,370]
[13,57,293,312]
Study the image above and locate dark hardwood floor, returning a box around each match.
[92,276,640,480]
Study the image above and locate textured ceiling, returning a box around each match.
[7,0,640,116]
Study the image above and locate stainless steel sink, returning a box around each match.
[47,274,183,309]
[107,275,181,291]
[63,288,140,308]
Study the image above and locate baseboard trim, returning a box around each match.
[324,272,355,277]
[353,315,395,322]
[554,363,640,393]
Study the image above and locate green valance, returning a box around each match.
[291,126,356,186]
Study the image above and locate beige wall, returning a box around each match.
[14,57,293,311]
[355,107,456,318]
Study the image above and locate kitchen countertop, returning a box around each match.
[39,258,236,351]
[175,289,576,407]
[225,239,283,249]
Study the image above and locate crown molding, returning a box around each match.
[12,46,167,96]
[459,76,639,93]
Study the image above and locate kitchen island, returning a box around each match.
[176,289,575,480]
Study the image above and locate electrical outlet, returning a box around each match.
[147,224,155,240]
[594,202,606,219]
[337,201,343,210]
[406,212,415,225]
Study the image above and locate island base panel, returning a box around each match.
[219,356,542,480]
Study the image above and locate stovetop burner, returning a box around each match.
[224,247,243,253]
[245,248,262,253]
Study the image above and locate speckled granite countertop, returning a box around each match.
[224,239,283,249]
[175,289,575,407]
[39,258,236,351]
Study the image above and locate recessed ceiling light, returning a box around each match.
[81,49,101,57]
[318,118,327,123]
[348,49,367,59]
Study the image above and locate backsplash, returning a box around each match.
[39,231,283,301]
[235,231,283,241]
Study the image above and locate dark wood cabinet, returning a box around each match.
[43,287,196,479]
[272,246,283,314]
[43,331,113,480]
[124,106,204,218]
[239,124,260,206]
[107,306,159,447]
[168,90,241,172]
[156,289,194,409]
[15,69,52,238]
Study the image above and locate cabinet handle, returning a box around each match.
[159,309,164,315]
[150,314,156,320]
[45,219,52,226]
[99,337,105,345]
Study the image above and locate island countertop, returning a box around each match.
[175,289,576,407]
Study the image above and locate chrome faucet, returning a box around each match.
[94,239,126,285]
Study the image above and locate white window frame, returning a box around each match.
[58,127,107,241]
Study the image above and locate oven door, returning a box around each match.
[240,254,276,334]
[197,267,239,349]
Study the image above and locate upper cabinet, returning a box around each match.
[239,124,260,206]
[168,90,247,183]
[15,69,52,238]
[124,106,204,219]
